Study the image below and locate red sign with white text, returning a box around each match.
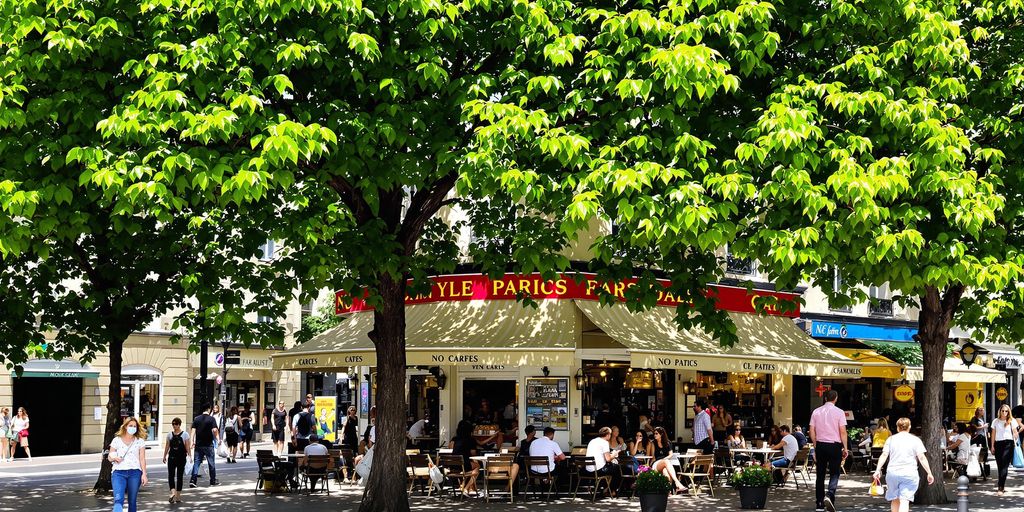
[335,273,799,317]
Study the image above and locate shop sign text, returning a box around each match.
[655,357,700,368]
[893,385,915,402]
[742,362,777,372]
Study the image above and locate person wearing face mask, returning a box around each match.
[108,417,148,512]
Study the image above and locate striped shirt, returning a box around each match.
[694,410,712,445]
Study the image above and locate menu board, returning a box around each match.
[525,377,569,431]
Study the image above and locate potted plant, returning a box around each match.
[729,465,773,509]
[636,465,672,512]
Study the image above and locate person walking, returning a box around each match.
[11,407,30,461]
[971,406,990,478]
[107,417,148,512]
[189,404,220,488]
[692,400,714,454]
[990,404,1021,496]
[162,417,191,503]
[271,401,289,456]
[293,402,315,451]
[340,405,359,452]
[0,407,11,462]
[210,403,223,457]
[873,418,934,512]
[238,406,253,458]
[223,406,239,463]
[809,389,848,512]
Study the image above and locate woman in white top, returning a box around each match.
[946,423,972,474]
[989,405,1021,495]
[223,407,239,463]
[107,416,148,512]
[11,407,30,461]
[0,407,11,462]
[873,417,934,512]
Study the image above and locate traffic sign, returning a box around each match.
[894,385,915,402]
[225,349,241,365]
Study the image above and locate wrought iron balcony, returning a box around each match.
[869,298,894,317]
[726,255,755,275]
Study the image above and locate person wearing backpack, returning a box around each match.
[162,417,191,503]
[292,403,315,451]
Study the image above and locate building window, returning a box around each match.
[259,239,276,261]
[828,268,851,313]
[257,315,273,324]
[868,285,893,317]
[725,246,756,276]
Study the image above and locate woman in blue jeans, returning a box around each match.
[107,417,148,512]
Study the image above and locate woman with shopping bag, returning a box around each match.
[873,418,935,512]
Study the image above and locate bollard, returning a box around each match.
[957,475,969,512]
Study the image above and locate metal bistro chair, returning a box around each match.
[338,448,356,483]
[484,456,516,503]
[255,452,288,494]
[523,456,558,501]
[437,454,472,500]
[570,446,588,456]
[302,455,331,495]
[617,451,638,499]
[681,454,716,497]
[789,447,812,489]
[713,446,736,485]
[407,454,434,496]
[327,449,342,483]
[571,456,612,502]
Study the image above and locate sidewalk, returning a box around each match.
[4,467,1022,512]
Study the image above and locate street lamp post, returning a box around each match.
[199,338,208,416]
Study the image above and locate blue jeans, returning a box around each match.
[191,445,216,483]
[771,457,791,468]
[112,469,141,512]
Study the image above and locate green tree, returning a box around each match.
[296,303,343,344]
[0,0,284,491]
[85,0,782,510]
[734,0,1024,503]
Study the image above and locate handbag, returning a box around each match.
[1012,444,1024,469]
[4,429,15,440]
[869,476,885,497]
[966,446,982,478]
[428,464,444,485]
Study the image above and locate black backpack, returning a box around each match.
[297,411,313,436]
[169,432,186,459]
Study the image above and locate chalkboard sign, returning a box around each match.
[525,377,569,431]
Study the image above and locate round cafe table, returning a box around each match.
[731,447,780,463]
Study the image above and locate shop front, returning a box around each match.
[5,359,99,456]
[191,347,280,438]
[274,273,863,451]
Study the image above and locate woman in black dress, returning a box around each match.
[448,420,481,496]
[650,426,685,492]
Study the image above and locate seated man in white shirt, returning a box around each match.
[302,434,330,488]
[765,425,800,482]
[528,426,566,476]
[585,426,617,496]
[407,417,428,449]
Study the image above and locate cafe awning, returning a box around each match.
[828,347,903,379]
[12,359,100,379]
[904,358,1006,384]
[272,299,579,371]
[575,301,861,377]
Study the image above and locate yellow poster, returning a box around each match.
[315,396,337,442]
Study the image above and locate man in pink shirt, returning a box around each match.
[808,390,848,512]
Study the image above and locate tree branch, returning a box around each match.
[397,172,459,255]
[327,175,374,225]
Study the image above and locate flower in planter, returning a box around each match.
[729,465,773,488]
[636,465,673,494]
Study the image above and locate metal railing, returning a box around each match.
[869,298,894,317]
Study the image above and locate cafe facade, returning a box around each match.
[272,273,863,448]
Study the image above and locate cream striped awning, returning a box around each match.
[904,358,1006,384]
[575,300,861,377]
[272,299,579,371]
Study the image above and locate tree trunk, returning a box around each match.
[913,286,960,505]
[93,336,124,494]
[359,274,410,512]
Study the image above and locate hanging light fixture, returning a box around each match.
[959,340,979,368]
[575,368,588,390]
[347,371,358,391]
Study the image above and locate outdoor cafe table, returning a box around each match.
[731,447,780,463]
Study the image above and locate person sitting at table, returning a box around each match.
[792,425,808,449]
[873,418,892,448]
[407,415,428,448]
[585,427,619,497]
[947,423,971,476]
[727,425,750,465]
[518,425,537,476]
[768,425,783,446]
[475,399,499,426]
[610,426,627,452]
[302,434,330,488]
[649,426,686,493]
[449,420,481,497]
[627,430,652,474]
[764,425,799,482]
[856,428,872,456]
[529,426,566,483]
